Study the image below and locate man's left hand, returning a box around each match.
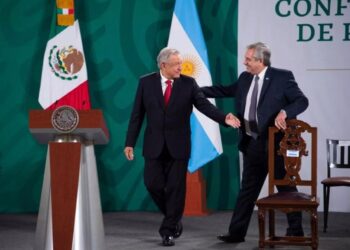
[275,110,287,130]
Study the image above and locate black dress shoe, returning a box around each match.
[174,222,183,238]
[162,235,175,246]
[217,234,245,243]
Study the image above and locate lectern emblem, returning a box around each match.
[51,105,79,133]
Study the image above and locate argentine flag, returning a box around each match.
[168,0,223,173]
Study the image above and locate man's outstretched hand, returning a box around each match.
[225,113,241,128]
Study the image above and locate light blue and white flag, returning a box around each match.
[167,0,223,173]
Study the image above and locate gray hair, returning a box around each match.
[157,47,180,69]
[247,42,271,66]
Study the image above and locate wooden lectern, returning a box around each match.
[29,109,108,250]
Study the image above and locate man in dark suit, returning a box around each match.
[201,42,309,243]
[124,47,240,246]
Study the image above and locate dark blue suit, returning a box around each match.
[125,72,227,236]
[201,67,308,238]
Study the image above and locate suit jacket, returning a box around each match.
[125,72,227,159]
[201,67,308,151]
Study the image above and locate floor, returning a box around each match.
[0,211,349,250]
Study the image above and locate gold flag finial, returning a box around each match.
[56,0,75,26]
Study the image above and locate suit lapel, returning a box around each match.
[241,74,254,114]
[258,67,272,108]
[154,73,165,108]
[167,77,180,108]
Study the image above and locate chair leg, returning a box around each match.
[311,209,318,250]
[323,185,330,232]
[258,208,266,249]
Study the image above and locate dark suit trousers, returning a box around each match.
[228,136,302,238]
[144,146,188,237]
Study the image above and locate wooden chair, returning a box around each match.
[256,119,319,250]
[321,139,350,232]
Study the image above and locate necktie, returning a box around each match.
[248,75,259,136]
[164,80,172,106]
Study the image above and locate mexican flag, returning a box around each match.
[38,0,90,110]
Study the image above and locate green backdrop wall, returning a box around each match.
[0,0,240,213]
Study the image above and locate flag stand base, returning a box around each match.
[184,170,210,216]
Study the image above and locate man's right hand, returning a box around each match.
[124,147,134,161]
[225,113,241,128]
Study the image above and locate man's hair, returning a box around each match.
[247,42,271,67]
[157,47,180,69]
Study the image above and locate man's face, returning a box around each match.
[161,54,182,79]
[244,48,264,75]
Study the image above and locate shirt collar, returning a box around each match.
[160,72,173,85]
[257,66,268,81]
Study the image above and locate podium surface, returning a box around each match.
[29,109,109,144]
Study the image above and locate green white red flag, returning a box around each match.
[38,12,90,110]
